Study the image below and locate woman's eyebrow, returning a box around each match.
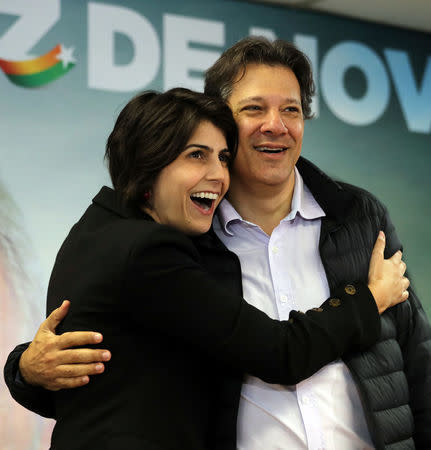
[184,144,211,151]
[184,144,230,154]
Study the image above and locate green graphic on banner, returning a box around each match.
[0,44,75,87]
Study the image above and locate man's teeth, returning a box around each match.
[255,146,286,153]
[190,192,219,200]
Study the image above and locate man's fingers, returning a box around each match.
[56,348,111,365]
[48,376,91,391]
[57,330,104,349]
[42,362,108,390]
[56,362,106,378]
[43,300,71,332]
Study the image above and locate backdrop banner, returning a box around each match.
[0,1,430,448]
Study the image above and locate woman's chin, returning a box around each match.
[179,217,213,236]
[184,224,212,236]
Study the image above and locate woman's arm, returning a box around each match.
[123,226,402,384]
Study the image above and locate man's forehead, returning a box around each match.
[234,62,293,79]
[228,64,300,99]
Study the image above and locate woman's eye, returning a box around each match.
[189,150,204,159]
[219,152,232,164]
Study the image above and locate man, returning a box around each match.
[4,37,431,449]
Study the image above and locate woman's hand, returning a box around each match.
[367,231,410,314]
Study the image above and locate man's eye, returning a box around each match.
[243,105,261,111]
[284,106,300,113]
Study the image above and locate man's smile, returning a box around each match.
[254,145,288,153]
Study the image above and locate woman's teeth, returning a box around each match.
[190,192,219,200]
[190,192,218,211]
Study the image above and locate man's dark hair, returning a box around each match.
[105,88,238,210]
[204,36,315,120]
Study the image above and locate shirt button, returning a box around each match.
[345,284,356,295]
[301,395,310,405]
[280,294,288,303]
[272,246,279,254]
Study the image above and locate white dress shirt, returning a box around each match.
[213,168,374,450]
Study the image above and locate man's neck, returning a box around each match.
[227,173,295,236]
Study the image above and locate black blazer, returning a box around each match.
[6,186,380,450]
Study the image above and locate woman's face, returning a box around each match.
[148,121,231,235]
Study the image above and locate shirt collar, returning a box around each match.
[216,167,325,235]
[292,167,326,221]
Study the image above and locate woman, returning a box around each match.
[6,88,406,449]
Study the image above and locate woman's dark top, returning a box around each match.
[13,186,381,449]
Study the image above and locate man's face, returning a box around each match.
[227,64,304,193]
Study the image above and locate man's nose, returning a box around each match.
[260,110,288,135]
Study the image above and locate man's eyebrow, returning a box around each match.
[236,96,301,106]
[236,96,264,106]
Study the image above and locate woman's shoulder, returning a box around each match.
[91,206,196,251]
[127,220,200,257]
[71,187,201,258]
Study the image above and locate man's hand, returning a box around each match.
[19,300,111,391]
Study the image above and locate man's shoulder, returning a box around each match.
[336,180,387,215]
[297,157,387,219]
[328,180,402,256]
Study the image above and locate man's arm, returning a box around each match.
[3,301,111,417]
[400,285,431,448]
[4,342,55,418]
[383,210,431,448]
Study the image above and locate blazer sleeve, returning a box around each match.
[125,226,381,385]
[383,208,431,448]
[3,342,56,418]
